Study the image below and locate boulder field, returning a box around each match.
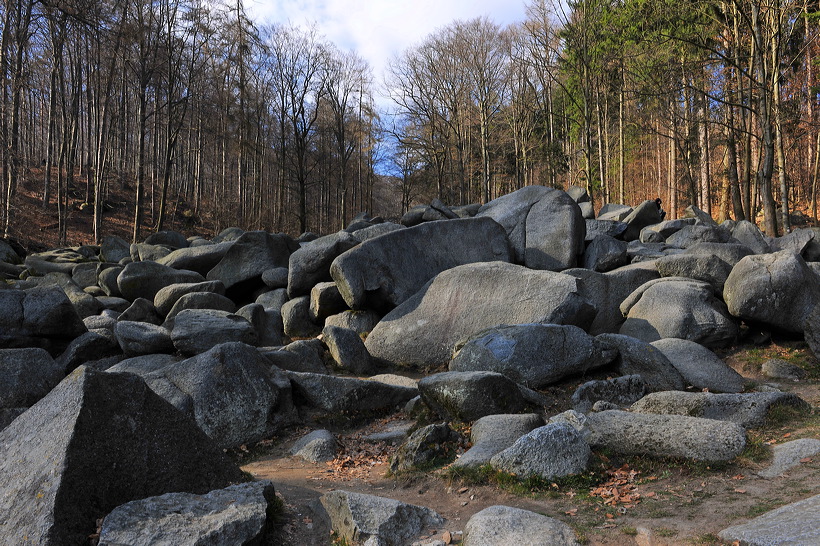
[0,186,818,544]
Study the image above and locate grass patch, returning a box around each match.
[735,434,770,466]
[688,533,723,544]
[655,527,677,537]
[442,464,605,497]
[621,526,638,536]
[745,499,785,518]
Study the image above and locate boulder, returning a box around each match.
[639,218,697,243]
[260,341,328,374]
[586,410,746,462]
[630,391,810,429]
[143,342,295,448]
[598,203,633,222]
[452,413,544,469]
[418,371,536,422]
[683,242,754,267]
[236,303,284,347]
[0,366,244,545]
[98,266,124,297]
[464,505,581,546]
[758,438,820,478]
[585,219,628,241]
[365,262,596,369]
[131,242,173,262]
[281,295,321,339]
[153,280,226,317]
[290,429,339,463]
[164,292,236,324]
[564,261,659,335]
[117,261,204,302]
[256,287,289,311]
[98,481,274,546]
[55,330,121,374]
[106,354,180,375]
[571,375,647,413]
[389,422,461,473]
[261,266,289,289]
[622,200,663,241]
[119,297,163,325]
[476,185,585,270]
[761,358,808,381]
[156,241,233,276]
[171,309,257,355]
[596,334,687,391]
[0,348,63,411]
[100,235,132,263]
[683,205,718,225]
[650,338,746,393]
[320,490,443,546]
[324,310,381,335]
[719,492,820,544]
[330,217,512,311]
[288,371,417,415]
[724,250,820,333]
[655,253,733,291]
[0,285,87,355]
[350,222,405,242]
[144,230,189,249]
[619,278,738,347]
[770,227,816,255]
[583,234,628,272]
[730,220,771,254]
[665,224,732,248]
[449,324,615,388]
[322,325,375,375]
[206,231,298,294]
[490,422,591,480]
[287,231,360,298]
[24,248,92,276]
[114,321,175,356]
[309,281,348,321]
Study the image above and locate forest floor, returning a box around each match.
[240,339,820,546]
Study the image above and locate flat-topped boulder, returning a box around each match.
[287,371,417,415]
[365,262,595,368]
[117,261,205,302]
[330,216,512,311]
[476,185,585,270]
[464,505,581,546]
[650,338,746,393]
[449,324,615,388]
[418,371,535,422]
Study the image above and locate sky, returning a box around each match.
[245,0,529,82]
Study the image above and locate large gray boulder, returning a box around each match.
[418,371,536,422]
[322,325,375,375]
[56,329,121,374]
[142,342,295,448]
[24,248,92,276]
[453,413,544,469]
[619,278,738,347]
[320,490,443,546]
[583,234,628,272]
[622,200,663,241]
[724,250,820,333]
[476,185,585,270]
[650,338,745,393]
[281,295,321,338]
[34,272,101,318]
[489,422,591,480]
[365,262,596,369]
[655,253,733,291]
[0,348,63,420]
[100,235,132,263]
[288,372,417,415]
[164,292,236,324]
[0,366,245,545]
[325,310,381,335]
[170,309,257,355]
[719,493,820,544]
[571,375,647,413]
[565,261,660,335]
[156,241,233,276]
[449,324,615,388]
[596,334,687,391]
[290,429,339,463]
[464,505,580,546]
[287,231,359,298]
[730,220,771,254]
[98,481,275,546]
[389,422,460,473]
[207,231,298,292]
[640,218,697,243]
[758,438,820,478]
[586,410,746,462]
[114,321,175,356]
[630,391,810,429]
[0,285,88,355]
[309,281,348,321]
[153,280,226,317]
[236,303,284,347]
[330,217,512,311]
[665,224,732,248]
[117,261,205,302]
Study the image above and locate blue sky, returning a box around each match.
[246,0,528,81]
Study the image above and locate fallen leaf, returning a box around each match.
[565,509,578,516]
[605,513,615,519]
[731,474,745,480]
[800,457,813,464]
[734,489,747,494]
[442,530,452,544]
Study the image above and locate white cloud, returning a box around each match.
[246,0,528,81]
